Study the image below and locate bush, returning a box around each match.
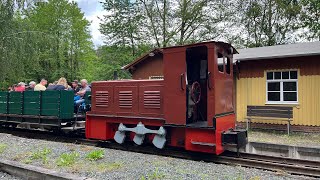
[30,148,52,164]
[86,149,105,161]
[56,152,79,167]
[0,144,7,154]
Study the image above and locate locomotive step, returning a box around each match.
[191,141,216,147]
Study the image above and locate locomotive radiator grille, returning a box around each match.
[95,91,109,107]
[119,91,133,109]
[144,91,161,109]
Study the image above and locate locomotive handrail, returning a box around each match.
[180,73,185,90]
[207,71,212,89]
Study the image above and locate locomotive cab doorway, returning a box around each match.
[186,46,208,126]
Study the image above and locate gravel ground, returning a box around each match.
[0,132,312,180]
[0,172,21,180]
[249,130,320,148]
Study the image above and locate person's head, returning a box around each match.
[17,82,26,87]
[57,77,68,89]
[29,81,36,88]
[72,80,78,88]
[80,79,88,87]
[40,79,47,86]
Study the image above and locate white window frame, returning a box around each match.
[266,70,298,105]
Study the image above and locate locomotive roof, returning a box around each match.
[234,41,320,61]
[161,41,238,54]
[122,41,237,70]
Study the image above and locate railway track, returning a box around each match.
[1,127,320,178]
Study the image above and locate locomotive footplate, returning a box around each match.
[222,129,248,153]
[114,122,167,149]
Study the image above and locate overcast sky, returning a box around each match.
[69,0,106,47]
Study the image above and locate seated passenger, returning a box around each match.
[34,79,47,91]
[14,82,26,92]
[26,81,36,91]
[46,78,68,90]
[74,79,91,109]
[72,80,80,94]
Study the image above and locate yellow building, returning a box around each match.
[234,41,320,132]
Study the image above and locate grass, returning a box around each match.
[86,149,104,161]
[97,162,123,172]
[30,148,52,164]
[0,143,7,154]
[248,130,320,147]
[56,152,79,167]
[141,168,165,180]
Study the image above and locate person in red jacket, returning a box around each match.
[14,82,26,92]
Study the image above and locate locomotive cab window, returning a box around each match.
[226,56,231,74]
[266,70,298,104]
[217,52,224,73]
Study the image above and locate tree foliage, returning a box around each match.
[237,0,302,47]
[100,0,234,50]
[300,0,320,41]
[0,0,96,89]
[0,0,319,88]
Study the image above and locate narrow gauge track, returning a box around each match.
[1,127,320,178]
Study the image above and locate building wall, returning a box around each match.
[131,55,163,79]
[236,55,320,126]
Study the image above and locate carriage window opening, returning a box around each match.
[226,57,231,74]
[266,70,298,104]
[217,52,224,73]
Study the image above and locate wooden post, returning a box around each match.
[246,118,249,130]
[287,119,290,136]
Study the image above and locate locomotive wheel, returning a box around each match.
[191,81,201,104]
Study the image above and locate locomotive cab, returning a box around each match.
[163,41,247,154]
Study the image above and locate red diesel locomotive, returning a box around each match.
[86,41,247,155]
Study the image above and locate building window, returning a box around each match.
[266,70,298,104]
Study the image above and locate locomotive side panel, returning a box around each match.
[163,48,187,125]
[91,82,115,115]
[213,44,234,115]
[138,82,164,118]
[91,80,164,119]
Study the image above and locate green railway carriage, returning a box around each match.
[0,90,87,130]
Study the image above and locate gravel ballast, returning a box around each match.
[0,171,21,180]
[0,132,311,180]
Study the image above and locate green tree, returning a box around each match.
[100,0,143,56]
[238,0,301,47]
[27,0,95,81]
[0,0,36,88]
[300,0,320,41]
[100,0,235,48]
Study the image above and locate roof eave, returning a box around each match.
[237,52,320,61]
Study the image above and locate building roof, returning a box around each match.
[122,48,163,70]
[234,41,320,61]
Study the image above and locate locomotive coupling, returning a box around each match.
[114,122,167,149]
[222,129,248,152]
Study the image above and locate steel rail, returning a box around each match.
[0,127,319,178]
